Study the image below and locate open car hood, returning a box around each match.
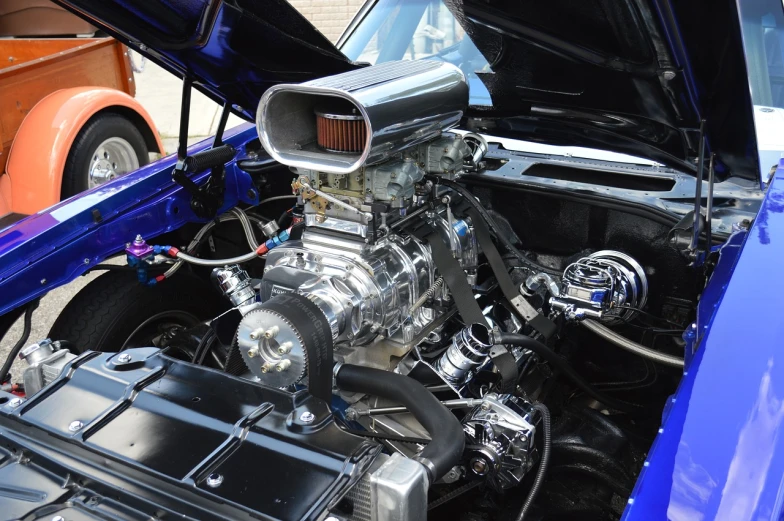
[52,0,760,181]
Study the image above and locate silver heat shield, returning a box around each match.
[256,60,468,173]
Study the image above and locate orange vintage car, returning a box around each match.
[0,0,163,227]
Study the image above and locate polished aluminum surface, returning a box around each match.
[19,339,56,366]
[462,394,538,490]
[369,453,429,521]
[236,307,307,387]
[436,323,494,385]
[261,228,435,345]
[550,250,648,324]
[21,344,76,397]
[257,60,468,174]
[212,265,256,308]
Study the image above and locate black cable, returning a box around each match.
[0,300,39,384]
[192,329,217,365]
[496,333,641,413]
[425,176,560,275]
[516,403,551,521]
[617,305,683,328]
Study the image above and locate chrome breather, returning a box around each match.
[212,265,255,309]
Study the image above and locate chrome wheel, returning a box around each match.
[88,137,140,188]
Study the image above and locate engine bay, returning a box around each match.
[0,60,709,521]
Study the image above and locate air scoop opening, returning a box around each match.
[256,60,468,174]
[257,89,369,173]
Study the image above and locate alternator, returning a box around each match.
[462,394,538,490]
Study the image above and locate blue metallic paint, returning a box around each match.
[624,159,784,520]
[0,123,259,317]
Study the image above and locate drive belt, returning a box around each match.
[426,231,487,326]
[260,293,333,403]
[466,209,557,339]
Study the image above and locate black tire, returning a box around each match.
[49,271,226,353]
[61,113,149,198]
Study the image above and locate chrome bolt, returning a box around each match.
[275,359,291,372]
[300,411,315,423]
[83,258,90,264]
[9,397,22,407]
[264,326,279,339]
[68,420,84,432]
[117,353,132,363]
[206,472,224,488]
[249,328,265,340]
[247,348,259,358]
[470,457,488,476]
[480,401,491,411]
[260,362,274,373]
[277,342,293,355]
[40,279,47,285]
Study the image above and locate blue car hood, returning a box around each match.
[52,0,759,182]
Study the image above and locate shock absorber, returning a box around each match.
[436,323,494,385]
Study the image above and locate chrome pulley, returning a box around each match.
[236,307,308,388]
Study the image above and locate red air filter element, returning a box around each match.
[316,112,366,153]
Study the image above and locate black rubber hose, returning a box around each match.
[0,300,39,384]
[516,403,551,521]
[425,175,560,275]
[335,364,464,482]
[496,333,641,413]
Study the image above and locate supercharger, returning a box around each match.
[235,60,484,385]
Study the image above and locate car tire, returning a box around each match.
[61,113,149,199]
[49,270,226,353]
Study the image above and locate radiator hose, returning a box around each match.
[334,364,464,482]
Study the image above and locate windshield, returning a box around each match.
[340,0,492,106]
[738,0,784,181]
[339,0,659,165]
[340,0,784,174]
